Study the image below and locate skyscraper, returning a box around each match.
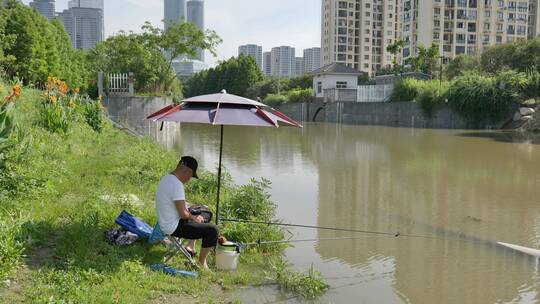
[29,0,55,20]
[68,0,103,10]
[263,51,272,76]
[58,6,104,49]
[66,0,104,44]
[270,46,295,78]
[187,0,205,62]
[164,0,207,76]
[164,0,186,30]
[238,44,263,69]
[303,47,321,73]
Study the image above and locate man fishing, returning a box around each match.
[155,156,219,269]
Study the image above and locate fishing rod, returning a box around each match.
[221,218,436,239]
[241,235,395,247]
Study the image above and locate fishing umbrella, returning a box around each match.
[146,90,302,225]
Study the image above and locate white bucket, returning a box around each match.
[215,250,240,270]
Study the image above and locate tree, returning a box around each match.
[141,21,221,89]
[444,55,480,79]
[0,0,87,88]
[184,55,263,97]
[407,43,439,75]
[288,74,313,90]
[386,39,405,71]
[480,38,540,74]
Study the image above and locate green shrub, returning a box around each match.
[269,260,329,300]
[83,97,104,133]
[446,72,520,126]
[263,93,288,106]
[416,81,449,118]
[286,88,312,103]
[389,78,425,102]
[0,209,25,282]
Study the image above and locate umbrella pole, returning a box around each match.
[215,125,224,225]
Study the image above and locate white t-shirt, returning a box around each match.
[155,174,186,235]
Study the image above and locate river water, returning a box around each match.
[134,119,540,303]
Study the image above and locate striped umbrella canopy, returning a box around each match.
[146,90,302,224]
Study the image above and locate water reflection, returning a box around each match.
[105,104,540,303]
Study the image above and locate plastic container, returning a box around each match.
[218,241,238,253]
[215,250,240,270]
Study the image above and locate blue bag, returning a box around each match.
[115,210,153,238]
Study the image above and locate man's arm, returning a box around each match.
[175,200,204,223]
[175,200,192,220]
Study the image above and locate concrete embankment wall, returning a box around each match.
[103,96,476,129]
[276,101,469,129]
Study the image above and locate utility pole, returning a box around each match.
[439,55,444,88]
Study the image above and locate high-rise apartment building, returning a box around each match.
[263,51,272,75]
[238,44,263,69]
[270,46,296,78]
[303,47,322,73]
[321,0,399,75]
[322,0,540,75]
[187,0,204,62]
[29,0,55,20]
[294,57,304,76]
[401,0,540,61]
[58,6,103,49]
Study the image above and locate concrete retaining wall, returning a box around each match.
[276,101,470,129]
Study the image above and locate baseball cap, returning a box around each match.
[179,156,198,178]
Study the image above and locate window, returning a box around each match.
[456,46,466,54]
[338,1,348,8]
[498,0,504,6]
[469,10,477,19]
[337,54,346,61]
[496,35,503,42]
[338,27,347,35]
[517,25,526,34]
[364,55,370,60]
[497,12,504,20]
[435,8,441,15]
[457,21,465,28]
[483,35,490,42]
[485,11,491,17]
[468,22,476,32]
[338,10,348,17]
[433,32,440,39]
[387,30,393,35]
[336,81,347,88]
[317,82,322,94]
[366,3,371,8]
[497,23,503,30]
[484,22,490,30]
[435,20,441,27]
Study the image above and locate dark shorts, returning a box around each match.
[171,219,219,248]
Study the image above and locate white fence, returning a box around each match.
[98,72,134,97]
[357,83,394,102]
[322,83,394,103]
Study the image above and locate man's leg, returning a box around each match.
[172,220,219,268]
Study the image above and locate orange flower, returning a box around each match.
[58,82,68,95]
[50,95,58,104]
[12,84,21,98]
[68,100,76,109]
[74,87,80,94]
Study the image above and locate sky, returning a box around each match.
[22,0,322,67]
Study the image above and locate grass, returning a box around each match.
[0,82,327,303]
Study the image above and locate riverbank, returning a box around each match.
[0,84,327,303]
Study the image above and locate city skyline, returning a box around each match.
[21,0,321,68]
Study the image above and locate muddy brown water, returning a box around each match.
[134,119,540,304]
